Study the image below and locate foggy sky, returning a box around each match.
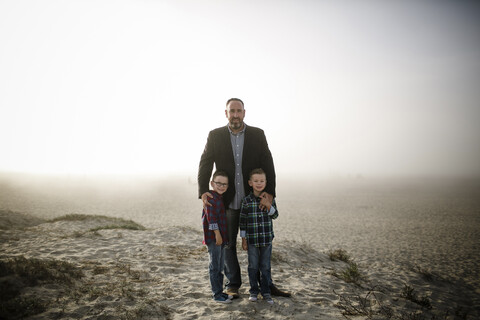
[1,0,479,178]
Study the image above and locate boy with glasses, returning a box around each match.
[202,170,234,304]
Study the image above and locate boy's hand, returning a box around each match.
[215,232,223,246]
[214,230,222,246]
[201,192,213,209]
[259,192,273,211]
[242,238,248,251]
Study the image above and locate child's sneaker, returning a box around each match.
[248,294,258,302]
[214,295,232,304]
[264,295,274,305]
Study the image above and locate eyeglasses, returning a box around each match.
[212,181,228,187]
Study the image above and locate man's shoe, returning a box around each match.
[225,287,239,298]
[270,284,291,297]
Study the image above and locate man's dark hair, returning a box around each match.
[212,170,229,181]
[226,98,244,108]
[249,168,266,180]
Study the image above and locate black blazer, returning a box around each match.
[198,125,276,207]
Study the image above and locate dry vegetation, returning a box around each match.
[0,256,83,319]
[50,214,146,231]
[0,255,174,319]
[328,249,365,286]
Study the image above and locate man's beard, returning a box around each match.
[229,119,243,130]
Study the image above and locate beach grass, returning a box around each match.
[0,256,84,286]
[328,249,364,285]
[328,248,351,263]
[401,284,432,310]
[333,262,364,285]
[49,214,146,231]
[335,285,441,319]
[0,255,162,319]
[0,256,84,319]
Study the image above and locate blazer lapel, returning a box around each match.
[242,125,250,168]
[221,126,235,165]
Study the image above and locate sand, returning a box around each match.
[1,174,479,319]
[0,213,478,319]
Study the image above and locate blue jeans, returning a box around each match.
[207,242,225,298]
[247,244,272,296]
[224,208,242,289]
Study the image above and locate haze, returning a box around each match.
[1,0,479,179]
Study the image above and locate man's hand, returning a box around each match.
[201,192,213,209]
[259,192,273,211]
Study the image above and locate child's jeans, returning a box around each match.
[247,243,272,296]
[207,242,225,298]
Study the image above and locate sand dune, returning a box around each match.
[1,212,478,319]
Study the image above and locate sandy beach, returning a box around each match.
[1,173,479,319]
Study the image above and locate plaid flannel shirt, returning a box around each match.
[239,192,278,247]
[202,191,228,245]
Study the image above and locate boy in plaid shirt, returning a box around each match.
[202,170,234,304]
[240,168,279,305]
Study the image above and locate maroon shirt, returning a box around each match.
[202,191,228,245]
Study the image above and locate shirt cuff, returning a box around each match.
[240,230,246,238]
[268,206,276,216]
[209,223,219,230]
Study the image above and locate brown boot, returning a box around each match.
[225,287,239,298]
[270,284,291,297]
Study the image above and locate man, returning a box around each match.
[198,98,290,298]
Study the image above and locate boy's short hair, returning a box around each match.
[212,170,229,181]
[249,168,266,180]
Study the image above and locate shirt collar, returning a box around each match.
[227,123,247,135]
[248,191,262,201]
[211,190,222,198]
